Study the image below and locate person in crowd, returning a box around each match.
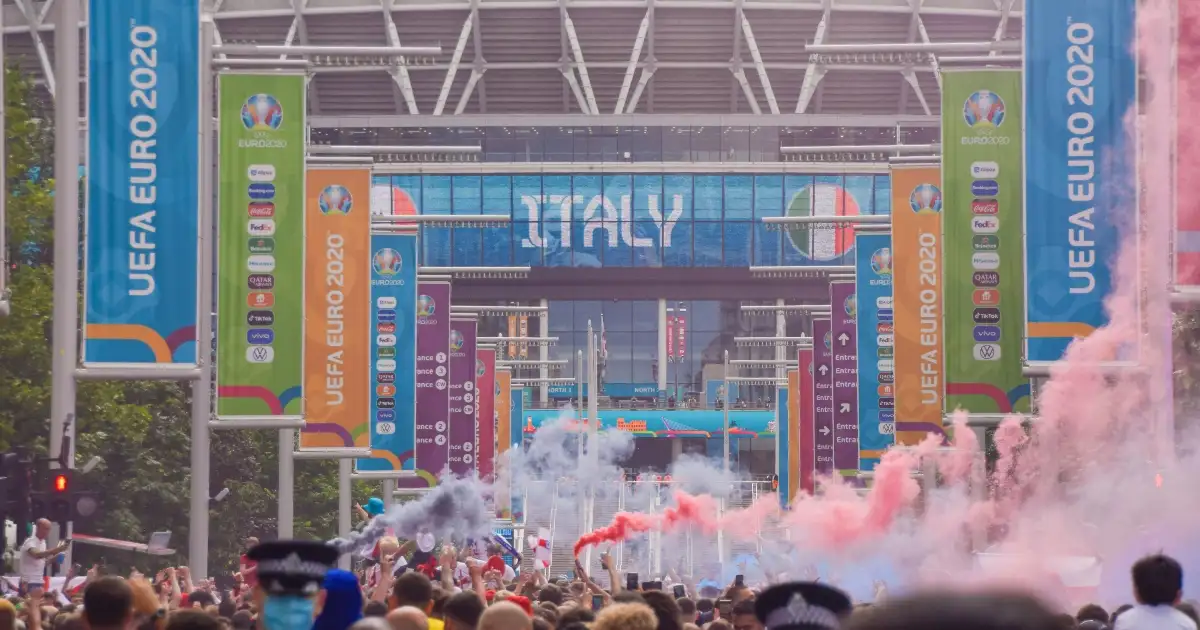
[442,592,485,630]
[753,581,852,630]
[677,597,696,625]
[1115,555,1197,630]
[1081,606,1112,625]
[641,590,684,630]
[364,601,390,618]
[349,618,391,630]
[389,574,442,630]
[731,598,764,630]
[312,569,363,630]
[238,538,260,590]
[843,591,1060,630]
[83,577,134,630]
[476,602,531,630]
[593,603,657,630]
[245,540,339,630]
[1178,604,1200,628]
[19,520,70,588]
[535,586,561,608]
[557,607,594,628]
[165,610,222,630]
[386,607,430,630]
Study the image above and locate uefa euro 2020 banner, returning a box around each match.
[1024,0,1138,365]
[84,0,200,366]
[890,166,945,445]
[216,73,306,418]
[301,168,371,449]
[359,233,418,472]
[941,70,1030,415]
[854,232,894,472]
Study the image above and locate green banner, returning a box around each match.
[216,73,306,417]
[941,70,1030,415]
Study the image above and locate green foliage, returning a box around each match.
[0,66,373,575]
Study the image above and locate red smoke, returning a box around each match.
[574,491,719,557]
[573,512,655,557]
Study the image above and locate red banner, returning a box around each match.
[676,316,687,358]
[666,316,675,360]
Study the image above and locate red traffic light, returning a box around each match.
[53,474,68,493]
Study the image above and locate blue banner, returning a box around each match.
[521,409,775,434]
[84,0,200,365]
[510,384,525,521]
[855,232,895,471]
[705,380,740,407]
[776,385,790,508]
[359,232,418,471]
[1024,0,1137,363]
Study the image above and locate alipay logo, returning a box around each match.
[971,162,1000,178]
[246,346,275,363]
[247,255,276,273]
[377,297,398,309]
[248,165,276,182]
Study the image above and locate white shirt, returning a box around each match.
[1115,604,1199,630]
[18,536,46,583]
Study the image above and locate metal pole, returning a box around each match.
[723,350,731,473]
[0,0,8,317]
[338,460,352,570]
[576,350,584,460]
[382,479,396,511]
[278,429,295,538]
[189,13,216,580]
[50,0,80,561]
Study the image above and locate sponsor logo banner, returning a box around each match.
[830,282,859,473]
[448,318,479,476]
[1025,0,1138,362]
[404,281,452,482]
[855,233,894,471]
[797,348,815,496]
[358,233,418,472]
[813,318,834,475]
[301,168,371,448]
[216,72,305,417]
[476,347,497,481]
[942,69,1029,414]
[84,0,200,366]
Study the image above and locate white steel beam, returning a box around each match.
[287,0,323,115]
[989,0,1018,56]
[434,11,475,115]
[454,68,483,114]
[899,0,929,116]
[561,5,598,115]
[739,11,779,114]
[13,0,55,98]
[733,68,762,115]
[901,69,931,115]
[626,67,653,114]
[383,0,421,114]
[614,9,650,114]
[795,0,831,113]
[562,66,591,114]
[915,15,942,91]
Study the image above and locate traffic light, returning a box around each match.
[47,471,71,525]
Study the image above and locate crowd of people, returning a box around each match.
[1,513,1197,630]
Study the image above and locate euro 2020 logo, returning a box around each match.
[319,185,353,216]
[450,330,465,352]
[417,295,436,317]
[477,359,486,377]
[870,248,892,277]
[909,184,942,214]
[963,90,1005,129]
[373,248,402,276]
[844,294,857,320]
[241,94,283,131]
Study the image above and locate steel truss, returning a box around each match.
[3,0,1020,118]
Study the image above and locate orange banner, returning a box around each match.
[496,369,512,455]
[507,316,518,358]
[786,369,800,504]
[301,168,372,448]
[891,165,945,445]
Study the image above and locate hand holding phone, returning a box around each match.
[591,594,605,610]
[625,573,638,591]
[673,584,686,598]
[717,598,733,618]
[735,574,744,587]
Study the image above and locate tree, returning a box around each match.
[0,66,372,575]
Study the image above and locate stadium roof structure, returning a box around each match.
[3,0,1020,124]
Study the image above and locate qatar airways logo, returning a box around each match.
[519,193,684,249]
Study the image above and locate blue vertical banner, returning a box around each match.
[359,232,418,472]
[776,384,790,508]
[84,0,201,365]
[1024,0,1138,364]
[855,232,895,472]
[510,383,526,522]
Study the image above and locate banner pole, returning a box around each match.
[190,10,215,579]
[278,428,295,538]
[50,0,81,562]
[338,460,352,570]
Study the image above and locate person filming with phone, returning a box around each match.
[19,519,70,588]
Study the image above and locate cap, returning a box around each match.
[247,540,340,596]
[755,582,853,630]
[364,498,385,517]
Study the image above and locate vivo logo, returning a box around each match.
[973,325,1001,342]
[971,161,1000,178]
[247,329,274,344]
[377,409,396,421]
[519,193,684,250]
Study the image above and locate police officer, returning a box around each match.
[755,582,854,630]
[246,540,340,630]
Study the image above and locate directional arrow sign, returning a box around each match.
[839,402,852,413]
[819,425,831,436]
[838,332,850,346]
[818,364,829,376]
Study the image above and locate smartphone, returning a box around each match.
[625,573,638,591]
[718,598,733,618]
[673,584,686,598]
[642,581,663,591]
[591,594,605,610]
[735,574,744,587]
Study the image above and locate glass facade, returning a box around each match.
[315,125,940,164]
[374,173,892,269]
